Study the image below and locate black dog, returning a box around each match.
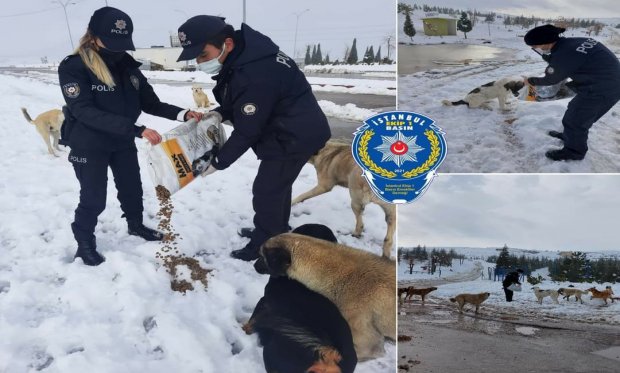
[247,224,357,373]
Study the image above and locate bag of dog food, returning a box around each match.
[507,284,522,292]
[145,116,227,195]
[520,80,575,102]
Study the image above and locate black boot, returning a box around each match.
[128,220,164,241]
[237,225,293,238]
[547,130,564,140]
[74,238,105,266]
[545,148,585,161]
[230,244,260,261]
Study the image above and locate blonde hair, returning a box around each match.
[74,30,115,88]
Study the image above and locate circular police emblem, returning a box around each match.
[546,66,554,74]
[62,82,80,98]
[352,111,447,204]
[130,75,140,90]
[242,103,257,115]
[115,19,127,30]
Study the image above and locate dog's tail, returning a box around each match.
[442,99,469,107]
[449,297,456,303]
[21,107,34,124]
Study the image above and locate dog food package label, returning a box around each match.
[145,117,227,195]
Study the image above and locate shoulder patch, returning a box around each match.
[242,103,257,116]
[62,82,80,98]
[130,75,140,90]
[546,66,555,75]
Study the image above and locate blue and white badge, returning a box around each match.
[352,111,447,204]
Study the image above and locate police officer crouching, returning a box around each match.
[176,16,331,261]
[58,7,203,266]
[524,24,620,161]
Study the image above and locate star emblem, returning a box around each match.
[178,32,187,42]
[115,19,127,30]
[374,131,424,167]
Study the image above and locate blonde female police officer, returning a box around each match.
[58,7,203,266]
[524,24,620,161]
[176,16,331,261]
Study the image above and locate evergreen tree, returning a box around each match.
[363,46,375,64]
[404,13,416,41]
[347,38,358,64]
[316,44,323,65]
[457,12,473,39]
[324,53,330,64]
[304,45,311,65]
[496,245,511,268]
[311,45,317,65]
[374,46,382,63]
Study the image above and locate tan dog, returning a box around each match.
[449,292,490,314]
[257,233,396,361]
[21,108,64,156]
[405,286,437,304]
[588,287,614,304]
[191,84,211,108]
[292,141,396,258]
[558,287,589,304]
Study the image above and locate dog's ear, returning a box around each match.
[263,246,292,277]
[254,254,269,275]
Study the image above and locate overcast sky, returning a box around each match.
[398,175,620,252]
[409,0,620,19]
[0,0,395,63]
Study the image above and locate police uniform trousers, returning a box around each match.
[248,157,309,252]
[562,90,620,156]
[69,147,143,242]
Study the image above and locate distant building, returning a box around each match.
[422,17,457,36]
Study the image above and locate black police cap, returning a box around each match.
[88,7,135,51]
[177,15,228,62]
[524,24,566,46]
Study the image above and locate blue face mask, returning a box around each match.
[197,44,226,74]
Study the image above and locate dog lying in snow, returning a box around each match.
[442,78,525,111]
[532,286,560,304]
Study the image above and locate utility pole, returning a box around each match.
[52,0,76,50]
[243,0,246,23]
[293,9,310,58]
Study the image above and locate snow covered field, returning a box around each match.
[0,72,395,371]
[399,247,620,325]
[398,10,620,173]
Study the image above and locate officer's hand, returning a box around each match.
[184,110,204,122]
[201,165,217,177]
[142,128,162,145]
[203,111,223,123]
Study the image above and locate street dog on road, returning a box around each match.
[247,224,357,373]
[21,107,64,156]
[292,141,396,258]
[532,286,560,304]
[449,292,491,314]
[558,287,589,304]
[405,286,437,304]
[442,77,525,111]
[257,233,396,360]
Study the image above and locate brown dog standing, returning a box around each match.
[21,108,64,156]
[257,233,396,360]
[292,141,396,258]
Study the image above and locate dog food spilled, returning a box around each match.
[155,185,212,294]
[397,335,412,342]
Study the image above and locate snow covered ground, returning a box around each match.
[0,72,395,371]
[398,10,620,173]
[398,248,620,325]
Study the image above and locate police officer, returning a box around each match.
[502,269,523,302]
[524,24,620,161]
[176,16,331,261]
[58,7,203,266]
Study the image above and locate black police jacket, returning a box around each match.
[528,37,620,94]
[211,24,331,170]
[502,271,521,288]
[58,53,183,151]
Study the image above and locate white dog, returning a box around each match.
[21,107,64,156]
[192,84,211,108]
[442,77,525,111]
[532,286,560,304]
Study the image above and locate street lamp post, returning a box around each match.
[52,0,76,50]
[243,0,246,23]
[293,9,310,59]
